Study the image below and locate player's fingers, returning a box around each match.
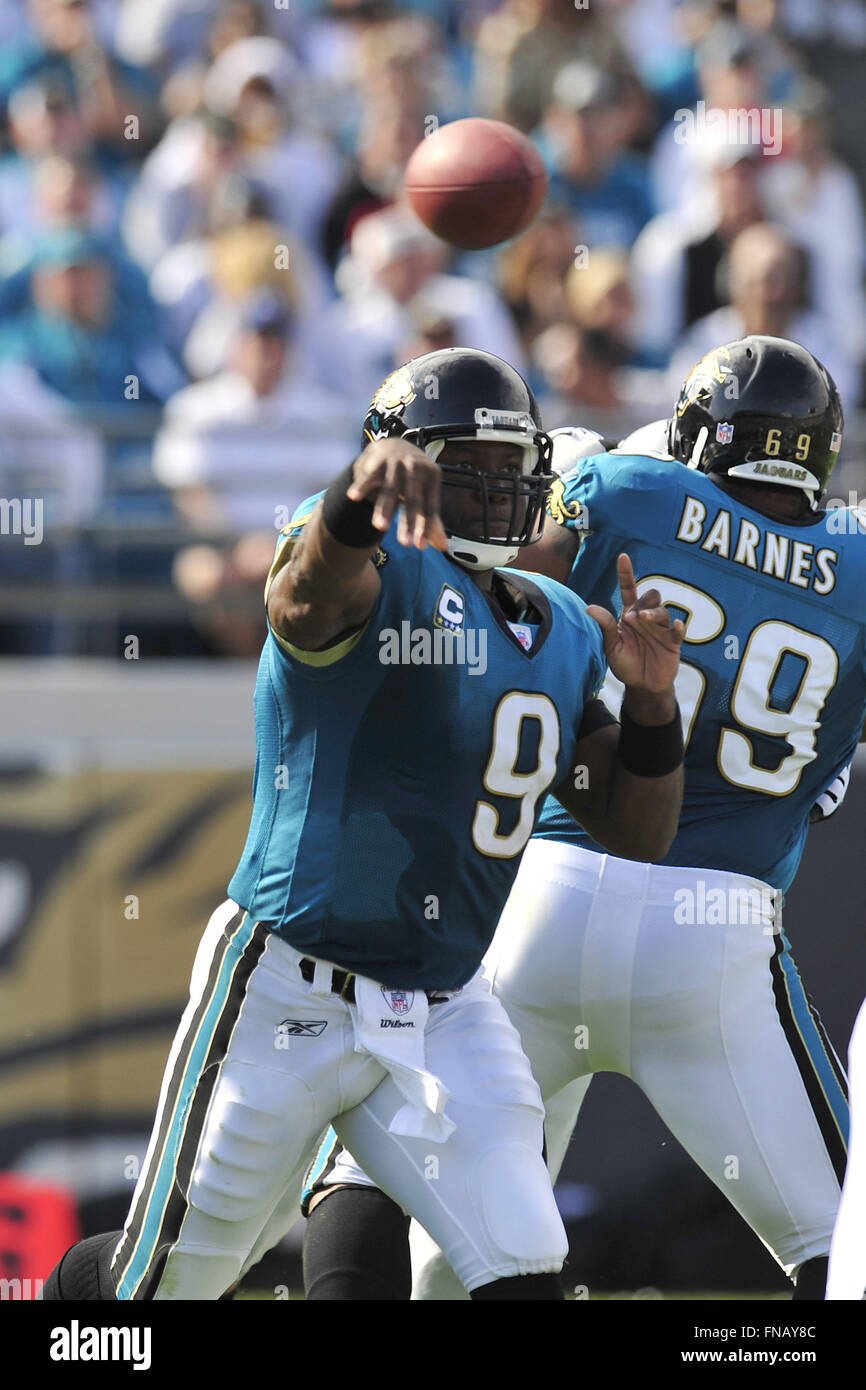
[616,553,639,611]
[419,462,448,550]
[626,608,684,646]
[635,603,677,629]
[586,604,618,648]
[635,587,661,612]
[426,516,450,551]
[372,480,399,531]
[398,468,424,547]
[346,455,385,502]
[385,454,424,531]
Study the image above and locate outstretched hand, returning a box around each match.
[348,439,449,551]
[587,554,684,695]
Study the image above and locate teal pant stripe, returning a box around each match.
[116,911,257,1299]
[301,1126,341,1213]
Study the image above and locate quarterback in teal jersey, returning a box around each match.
[302,337,859,1302]
[41,348,684,1303]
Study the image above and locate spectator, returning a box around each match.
[320,91,425,272]
[354,13,461,121]
[0,152,120,287]
[473,0,627,132]
[32,151,97,228]
[126,37,341,270]
[533,248,665,432]
[397,299,459,363]
[152,290,353,533]
[668,221,859,407]
[297,10,459,148]
[532,320,661,439]
[0,0,157,154]
[2,215,173,356]
[497,206,583,349]
[0,74,129,239]
[116,0,265,94]
[631,140,766,363]
[776,0,866,48]
[763,78,866,366]
[144,169,277,358]
[171,529,277,658]
[536,61,655,252]
[565,248,639,361]
[0,358,104,526]
[201,36,342,248]
[0,227,185,404]
[158,212,329,380]
[607,0,700,123]
[313,205,526,411]
[650,20,801,216]
[123,109,248,270]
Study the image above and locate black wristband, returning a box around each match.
[616,701,683,777]
[321,463,380,548]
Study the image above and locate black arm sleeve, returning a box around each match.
[576,696,619,743]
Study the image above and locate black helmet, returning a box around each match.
[362,347,553,569]
[668,336,843,507]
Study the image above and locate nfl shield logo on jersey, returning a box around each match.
[507,621,534,652]
[382,987,415,1015]
[715,422,734,444]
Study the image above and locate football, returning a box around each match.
[404,117,548,250]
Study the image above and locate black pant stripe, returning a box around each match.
[768,934,848,1187]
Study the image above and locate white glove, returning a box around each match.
[549,427,607,477]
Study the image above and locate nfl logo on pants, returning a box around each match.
[383,988,414,1015]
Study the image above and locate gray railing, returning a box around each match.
[1,405,864,645]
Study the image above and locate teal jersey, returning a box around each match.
[228,497,606,989]
[536,452,866,891]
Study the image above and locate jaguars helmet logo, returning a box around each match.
[675,346,734,417]
[364,367,418,442]
[547,475,586,527]
[371,366,417,413]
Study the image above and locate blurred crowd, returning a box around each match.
[0,0,865,654]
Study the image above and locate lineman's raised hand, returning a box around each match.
[348,439,449,551]
[587,554,684,695]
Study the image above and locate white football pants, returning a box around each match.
[325,841,848,1298]
[110,900,566,1298]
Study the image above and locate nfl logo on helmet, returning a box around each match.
[716,422,734,444]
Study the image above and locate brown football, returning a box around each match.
[404,117,548,250]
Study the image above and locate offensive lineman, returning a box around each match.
[302,337,859,1301]
[41,348,685,1301]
